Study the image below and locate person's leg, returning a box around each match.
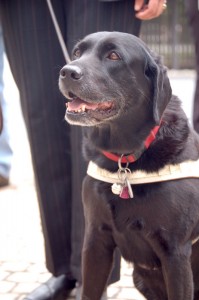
[0,24,13,186]
[185,0,199,133]
[65,0,141,285]
[0,0,74,278]
[66,0,141,48]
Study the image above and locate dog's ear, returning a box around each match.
[144,52,172,124]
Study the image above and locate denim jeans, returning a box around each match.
[0,24,13,179]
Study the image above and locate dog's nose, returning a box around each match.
[60,65,83,80]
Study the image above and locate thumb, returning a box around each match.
[134,0,145,11]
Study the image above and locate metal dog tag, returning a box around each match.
[112,155,134,199]
[119,179,133,199]
[125,178,134,198]
[120,185,130,199]
[111,183,123,195]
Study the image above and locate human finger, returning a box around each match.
[135,0,167,20]
[134,0,145,12]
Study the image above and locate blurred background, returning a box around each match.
[141,0,194,69]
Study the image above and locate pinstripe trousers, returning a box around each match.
[0,0,141,283]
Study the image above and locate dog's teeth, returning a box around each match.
[67,105,87,113]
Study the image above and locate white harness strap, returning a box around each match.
[87,159,199,185]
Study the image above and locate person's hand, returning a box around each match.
[134,0,167,20]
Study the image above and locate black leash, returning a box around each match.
[46,0,71,64]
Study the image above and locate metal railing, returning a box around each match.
[140,0,195,69]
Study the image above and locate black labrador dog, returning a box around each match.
[59,32,199,300]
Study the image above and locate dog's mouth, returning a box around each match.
[65,92,116,125]
[67,96,114,113]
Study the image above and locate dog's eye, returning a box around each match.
[73,48,81,58]
[107,51,121,61]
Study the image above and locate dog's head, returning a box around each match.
[59,32,171,127]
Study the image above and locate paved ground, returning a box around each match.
[0,56,196,300]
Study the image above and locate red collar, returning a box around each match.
[102,124,160,164]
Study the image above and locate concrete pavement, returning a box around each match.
[0,56,196,299]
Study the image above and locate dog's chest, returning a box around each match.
[94,182,167,265]
[106,195,160,263]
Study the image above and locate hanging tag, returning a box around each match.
[125,178,134,198]
[111,183,123,195]
[111,155,134,199]
[120,185,130,199]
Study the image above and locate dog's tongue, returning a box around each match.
[67,98,98,111]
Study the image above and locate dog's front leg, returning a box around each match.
[81,228,115,300]
[161,244,193,300]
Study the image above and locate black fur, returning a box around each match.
[59,32,199,300]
